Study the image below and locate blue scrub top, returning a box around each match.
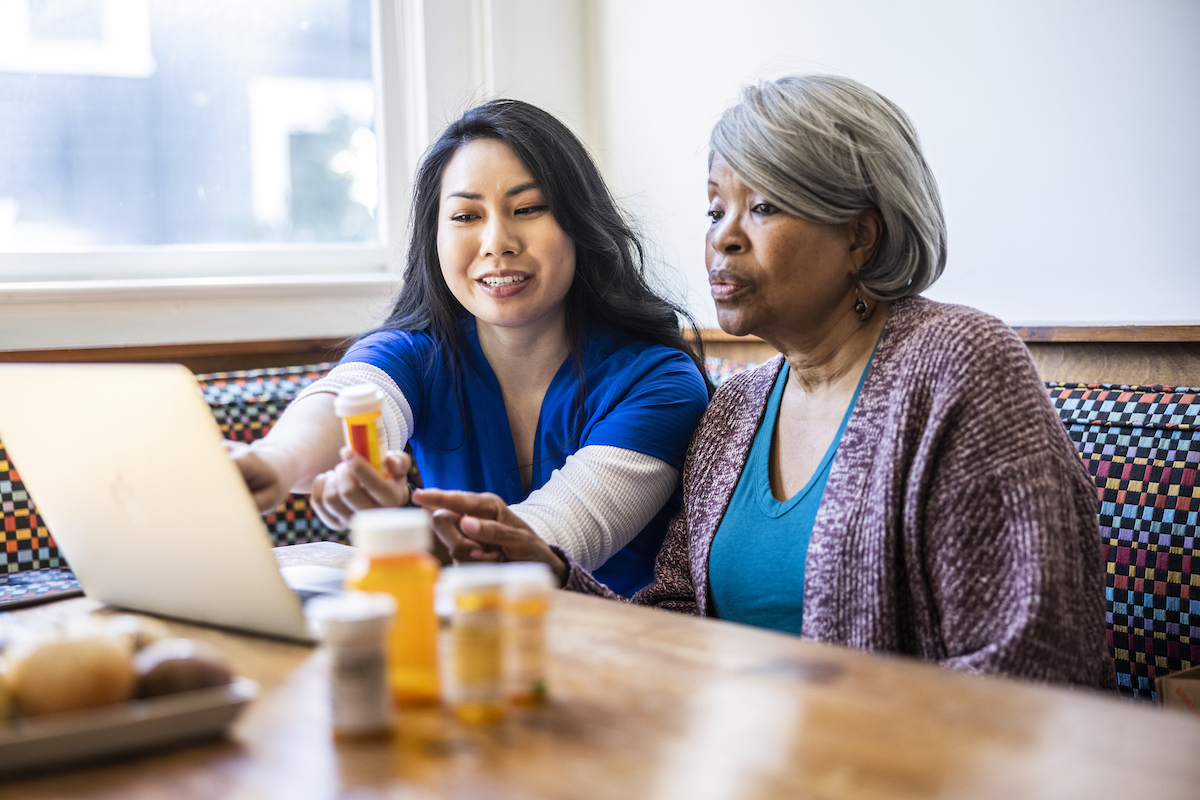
[341,318,709,596]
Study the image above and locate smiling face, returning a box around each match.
[436,138,576,338]
[705,155,869,344]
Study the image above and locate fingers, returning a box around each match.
[310,471,350,531]
[430,509,503,563]
[382,450,412,482]
[341,448,409,507]
[228,445,288,514]
[412,489,507,520]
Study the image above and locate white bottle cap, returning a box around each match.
[334,384,385,417]
[500,562,556,597]
[439,563,505,592]
[350,507,432,554]
[307,591,396,644]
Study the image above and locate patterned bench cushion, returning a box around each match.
[1048,384,1200,700]
[8,359,1195,701]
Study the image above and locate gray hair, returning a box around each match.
[709,75,946,300]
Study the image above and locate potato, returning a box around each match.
[134,639,233,697]
[7,637,137,716]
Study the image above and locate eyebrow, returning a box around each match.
[445,181,540,201]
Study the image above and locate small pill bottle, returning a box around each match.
[346,508,440,706]
[307,591,396,739]
[500,562,555,706]
[334,384,389,476]
[441,564,506,724]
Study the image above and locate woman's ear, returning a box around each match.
[849,209,883,267]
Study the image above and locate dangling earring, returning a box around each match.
[853,286,869,322]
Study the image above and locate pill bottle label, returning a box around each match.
[505,595,549,705]
[329,644,392,736]
[342,411,387,476]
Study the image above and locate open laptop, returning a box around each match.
[0,362,345,643]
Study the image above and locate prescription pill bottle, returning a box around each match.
[441,564,505,724]
[501,562,555,706]
[307,591,396,739]
[346,508,440,706]
[334,384,389,476]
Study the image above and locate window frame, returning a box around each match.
[0,0,428,348]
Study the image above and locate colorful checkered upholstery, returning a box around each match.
[0,444,62,574]
[1048,384,1200,700]
[8,358,1194,700]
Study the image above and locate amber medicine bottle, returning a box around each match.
[345,508,440,706]
[501,562,554,706]
[441,564,506,724]
[334,385,389,476]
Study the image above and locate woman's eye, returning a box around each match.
[706,209,724,223]
[515,204,548,216]
[450,212,479,223]
[752,202,778,215]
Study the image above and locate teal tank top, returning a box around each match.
[708,358,871,634]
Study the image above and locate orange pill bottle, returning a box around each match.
[334,385,389,476]
[345,508,440,706]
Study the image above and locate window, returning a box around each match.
[0,0,406,280]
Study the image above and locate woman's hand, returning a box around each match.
[227,440,295,513]
[310,448,413,530]
[412,489,569,585]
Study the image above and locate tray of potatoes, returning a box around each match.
[0,615,255,777]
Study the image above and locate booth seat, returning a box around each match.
[2,359,1198,700]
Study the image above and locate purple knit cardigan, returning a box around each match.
[563,296,1115,689]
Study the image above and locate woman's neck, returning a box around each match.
[765,301,891,396]
[475,309,573,392]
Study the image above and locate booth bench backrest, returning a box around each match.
[2,362,1199,699]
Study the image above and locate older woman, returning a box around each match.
[418,76,1113,688]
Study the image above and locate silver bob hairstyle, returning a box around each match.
[709,75,947,300]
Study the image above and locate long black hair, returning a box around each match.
[377,99,713,397]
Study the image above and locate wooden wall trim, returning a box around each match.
[1013,325,1200,343]
[698,326,1200,344]
[0,338,350,375]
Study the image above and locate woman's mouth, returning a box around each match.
[709,280,744,301]
[478,273,531,297]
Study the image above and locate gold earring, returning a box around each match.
[853,287,869,322]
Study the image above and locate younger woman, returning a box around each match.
[233,100,710,596]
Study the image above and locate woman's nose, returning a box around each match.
[708,215,746,255]
[482,216,520,258]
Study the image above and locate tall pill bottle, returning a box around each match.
[334,384,389,476]
[441,564,506,724]
[307,591,396,739]
[501,562,555,706]
[346,508,440,706]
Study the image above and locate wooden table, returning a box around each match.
[2,543,1199,799]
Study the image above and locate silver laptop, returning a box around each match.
[0,362,342,642]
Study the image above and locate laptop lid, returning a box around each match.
[0,363,312,642]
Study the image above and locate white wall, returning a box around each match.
[586,0,1200,327]
[5,0,1197,351]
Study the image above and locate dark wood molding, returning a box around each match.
[1013,325,1200,343]
[699,326,1200,344]
[0,337,351,374]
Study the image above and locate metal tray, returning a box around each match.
[0,678,258,777]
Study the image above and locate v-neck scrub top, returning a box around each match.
[335,318,709,595]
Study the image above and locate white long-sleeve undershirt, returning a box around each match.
[296,365,679,570]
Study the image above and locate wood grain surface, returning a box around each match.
[2,543,1199,799]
